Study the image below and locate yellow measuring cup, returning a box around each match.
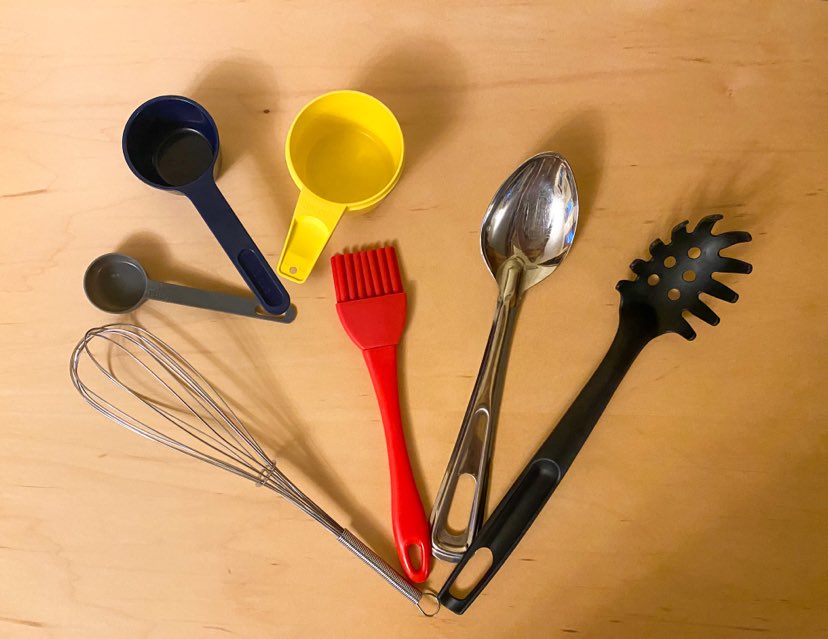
[278,90,404,283]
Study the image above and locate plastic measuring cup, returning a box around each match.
[277,90,404,283]
[122,95,291,315]
[83,253,296,322]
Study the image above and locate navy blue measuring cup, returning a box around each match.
[122,95,291,316]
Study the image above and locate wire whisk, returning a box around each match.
[70,323,438,616]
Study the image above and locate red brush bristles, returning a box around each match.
[331,246,402,302]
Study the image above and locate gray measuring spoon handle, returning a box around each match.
[430,258,523,561]
[144,279,296,323]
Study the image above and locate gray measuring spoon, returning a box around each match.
[83,253,296,323]
[430,152,578,562]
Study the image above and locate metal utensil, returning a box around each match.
[438,215,752,614]
[430,152,579,562]
[70,324,438,615]
[84,253,296,323]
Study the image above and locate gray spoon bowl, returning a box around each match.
[430,152,578,562]
[83,253,296,323]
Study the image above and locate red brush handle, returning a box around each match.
[362,345,432,583]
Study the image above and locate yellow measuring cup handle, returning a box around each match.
[278,190,346,283]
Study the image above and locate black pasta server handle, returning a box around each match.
[438,214,752,614]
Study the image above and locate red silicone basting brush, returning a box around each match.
[331,246,431,583]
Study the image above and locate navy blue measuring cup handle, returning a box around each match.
[183,175,290,315]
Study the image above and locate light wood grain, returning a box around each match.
[1,1,826,637]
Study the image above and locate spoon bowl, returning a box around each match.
[430,152,579,562]
[482,152,578,292]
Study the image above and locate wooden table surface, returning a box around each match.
[1,1,826,637]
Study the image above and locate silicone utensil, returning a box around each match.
[122,95,291,315]
[84,253,296,323]
[439,215,752,614]
[430,153,578,562]
[331,246,431,583]
[279,91,404,283]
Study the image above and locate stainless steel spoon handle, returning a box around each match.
[430,259,523,562]
[145,280,297,323]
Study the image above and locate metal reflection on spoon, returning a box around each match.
[430,152,578,562]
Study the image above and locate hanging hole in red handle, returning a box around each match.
[407,543,422,572]
[404,541,430,582]
[449,546,493,599]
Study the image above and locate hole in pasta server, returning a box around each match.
[449,547,494,599]
[647,274,660,286]
[688,247,701,259]
[682,270,696,282]
[668,288,681,301]
[664,256,677,268]
[447,473,477,535]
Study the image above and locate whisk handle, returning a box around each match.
[337,529,439,616]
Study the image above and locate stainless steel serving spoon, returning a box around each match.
[430,152,578,562]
